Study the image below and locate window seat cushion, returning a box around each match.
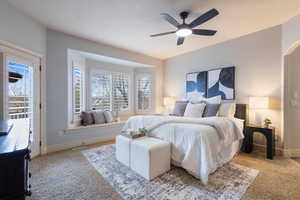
[65,121,125,134]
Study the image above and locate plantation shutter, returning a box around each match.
[91,72,112,110]
[137,76,152,111]
[112,72,129,111]
[72,66,82,114]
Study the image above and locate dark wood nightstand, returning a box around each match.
[243,124,275,159]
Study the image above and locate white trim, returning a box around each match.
[1,54,8,120]
[0,40,43,58]
[0,41,46,156]
[0,53,4,119]
[46,134,117,154]
[68,52,85,127]
[40,56,47,155]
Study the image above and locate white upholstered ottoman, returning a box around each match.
[130,137,171,180]
[116,135,131,167]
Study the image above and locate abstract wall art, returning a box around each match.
[186,71,207,100]
[207,66,235,100]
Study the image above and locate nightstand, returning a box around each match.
[243,124,275,159]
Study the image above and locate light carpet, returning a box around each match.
[82,144,259,200]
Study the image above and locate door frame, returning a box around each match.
[5,54,41,157]
[0,40,47,156]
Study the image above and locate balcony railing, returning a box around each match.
[8,96,31,119]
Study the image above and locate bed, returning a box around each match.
[122,104,247,184]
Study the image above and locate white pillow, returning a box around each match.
[218,103,236,118]
[184,103,206,118]
[190,95,222,104]
[103,110,113,123]
[92,111,106,124]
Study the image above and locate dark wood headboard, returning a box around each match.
[234,104,247,124]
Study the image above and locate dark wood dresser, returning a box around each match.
[0,120,32,200]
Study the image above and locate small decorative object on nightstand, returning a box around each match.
[243,124,275,159]
[263,118,272,128]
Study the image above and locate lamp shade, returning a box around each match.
[163,97,175,107]
[249,97,270,109]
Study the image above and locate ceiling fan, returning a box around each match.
[150,8,219,46]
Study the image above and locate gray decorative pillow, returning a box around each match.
[81,111,94,126]
[103,110,113,123]
[171,101,188,116]
[202,103,220,117]
[92,111,106,124]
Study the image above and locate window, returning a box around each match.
[136,74,152,112]
[72,66,83,114]
[69,57,85,124]
[112,73,129,111]
[91,71,130,112]
[91,73,111,110]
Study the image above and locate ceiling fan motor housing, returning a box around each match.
[180,11,189,21]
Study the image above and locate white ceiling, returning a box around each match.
[8,0,300,59]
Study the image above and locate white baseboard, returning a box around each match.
[46,134,118,154]
[283,149,300,157]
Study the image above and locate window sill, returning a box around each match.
[64,121,126,135]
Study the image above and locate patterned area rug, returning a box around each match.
[82,144,259,200]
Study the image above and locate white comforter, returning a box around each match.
[123,115,244,184]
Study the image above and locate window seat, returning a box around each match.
[64,121,126,135]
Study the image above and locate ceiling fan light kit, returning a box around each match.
[176,25,192,37]
[150,9,219,46]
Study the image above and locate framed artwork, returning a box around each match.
[186,71,207,100]
[207,66,235,100]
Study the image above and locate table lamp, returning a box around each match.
[163,97,175,113]
[249,97,270,125]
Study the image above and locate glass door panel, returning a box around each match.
[6,55,40,157]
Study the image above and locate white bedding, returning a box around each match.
[122,115,244,184]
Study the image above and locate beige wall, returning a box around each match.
[0,0,46,54]
[284,47,300,150]
[282,13,300,154]
[282,13,300,55]
[164,25,283,147]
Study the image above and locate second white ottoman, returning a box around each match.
[130,137,171,180]
[116,135,131,167]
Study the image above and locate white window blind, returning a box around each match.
[91,73,111,111]
[137,75,152,111]
[112,73,129,111]
[72,66,82,114]
[91,71,130,112]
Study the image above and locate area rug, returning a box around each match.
[82,144,259,200]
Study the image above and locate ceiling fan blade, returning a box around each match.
[150,31,176,37]
[160,13,180,27]
[189,8,219,28]
[192,29,217,36]
[177,37,184,45]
